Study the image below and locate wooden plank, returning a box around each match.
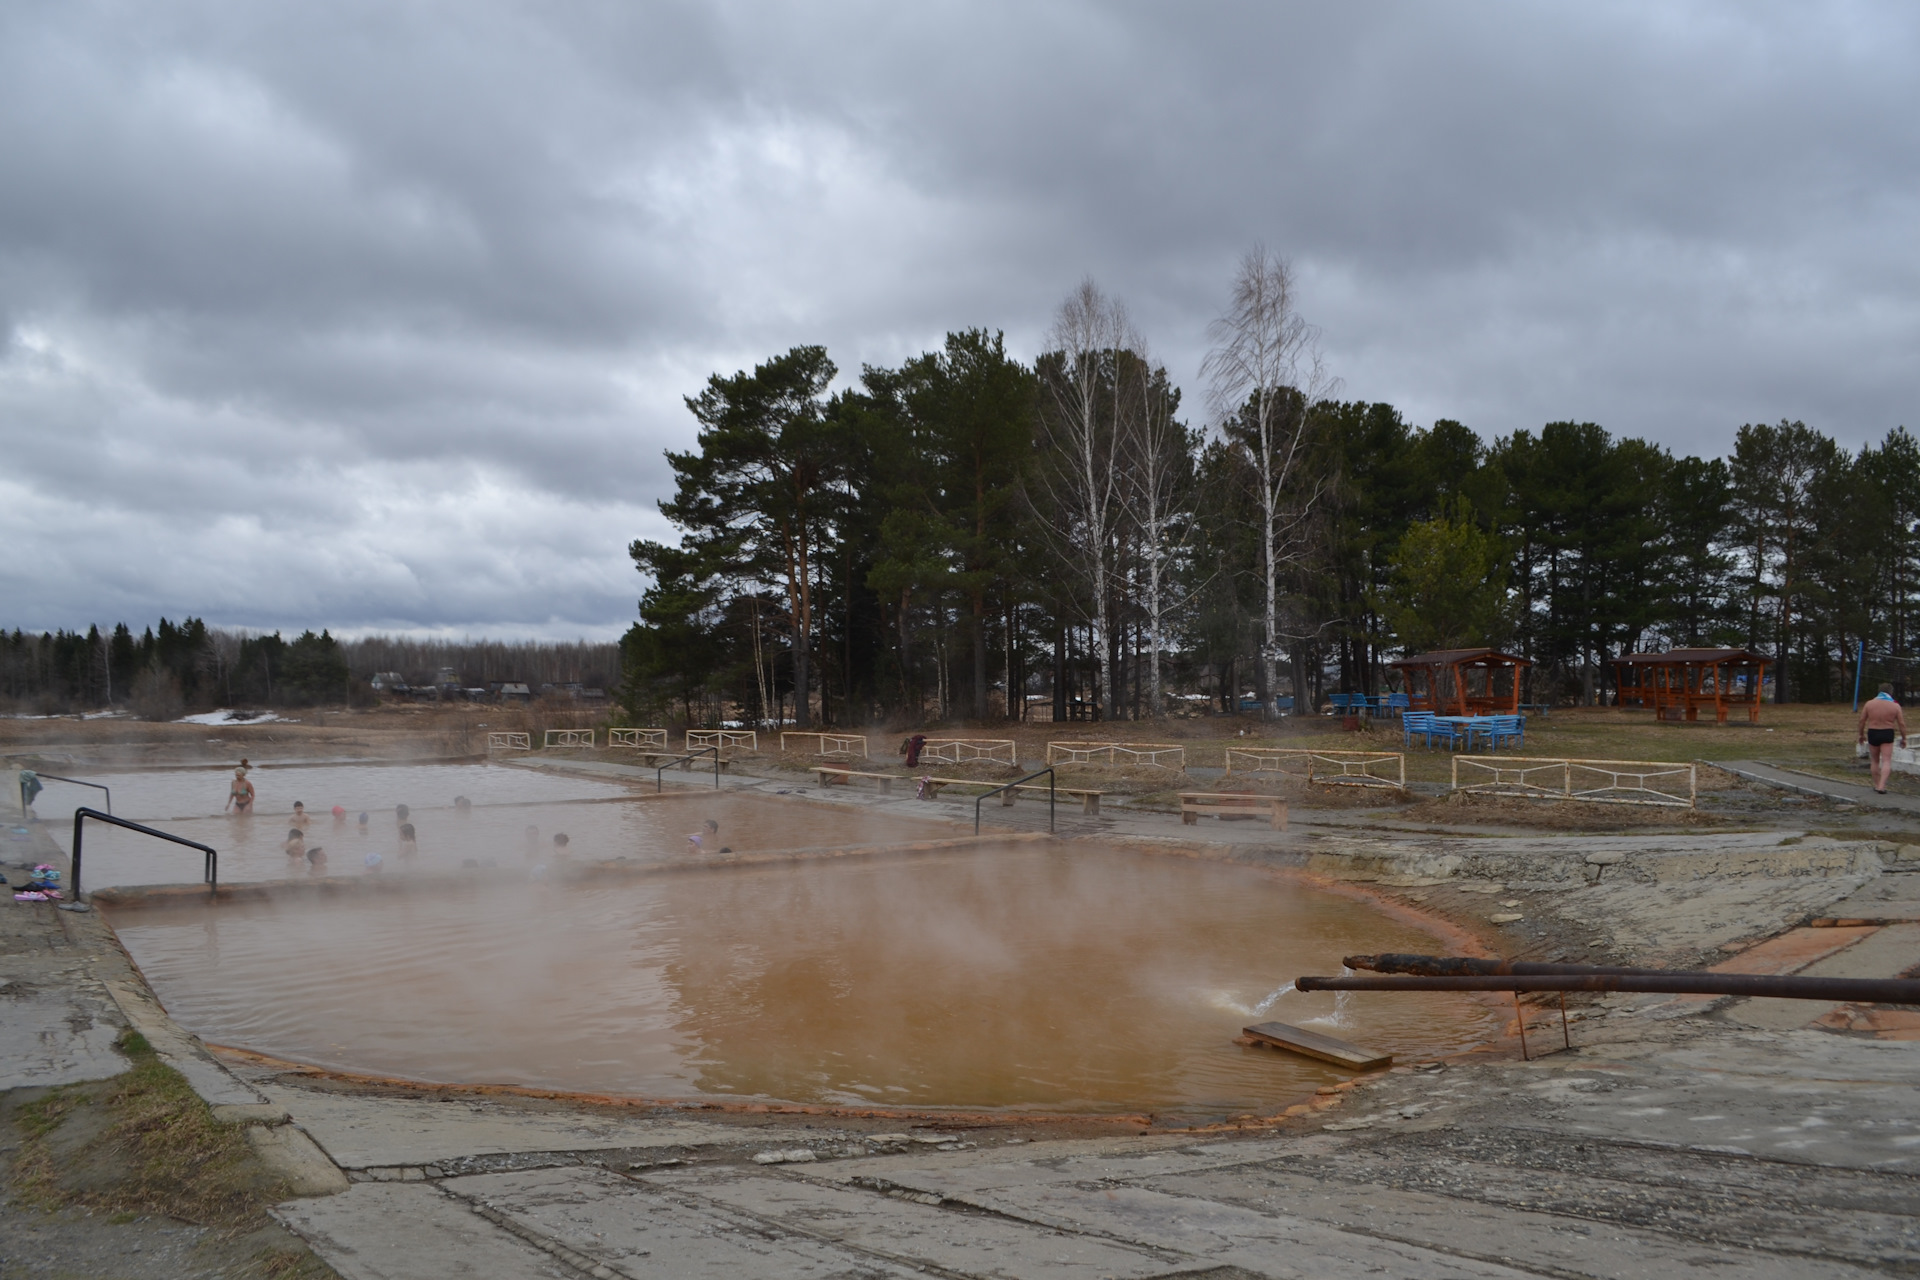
[1241,1021,1392,1071]
[1180,793,1287,830]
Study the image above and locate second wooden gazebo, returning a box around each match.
[1612,648,1769,723]
[1389,648,1531,717]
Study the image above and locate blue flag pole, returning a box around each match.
[1853,639,1866,712]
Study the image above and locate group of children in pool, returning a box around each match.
[231,764,731,875]
[277,799,437,876]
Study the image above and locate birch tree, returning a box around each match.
[1123,348,1197,718]
[1200,248,1334,718]
[1031,280,1131,719]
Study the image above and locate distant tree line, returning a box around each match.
[625,253,1920,726]
[0,622,618,718]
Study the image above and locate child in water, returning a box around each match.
[395,804,410,825]
[363,851,384,874]
[305,846,327,876]
[356,812,370,838]
[687,819,728,853]
[398,823,417,862]
[290,801,310,830]
[453,796,472,816]
[283,828,306,858]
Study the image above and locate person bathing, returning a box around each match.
[1859,687,1910,794]
[225,768,254,814]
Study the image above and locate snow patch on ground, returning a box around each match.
[174,709,296,725]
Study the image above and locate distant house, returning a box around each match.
[370,672,410,694]
[495,682,532,702]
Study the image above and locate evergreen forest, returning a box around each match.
[624,271,1920,727]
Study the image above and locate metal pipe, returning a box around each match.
[655,746,720,792]
[1297,972,1920,1003]
[1347,953,1677,978]
[31,774,112,815]
[71,807,218,903]
[975,767,1055,835]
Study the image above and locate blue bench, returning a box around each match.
[1468,715,1525,751]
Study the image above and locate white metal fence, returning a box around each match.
[1224,748,1405,789]
[486,732,531,751]
[919,738,1018,765]
[543,728,596,748]
[608,728,669,750]
[1451,755,1697,808]
[1046,741,1187,769]
[780,731,870,759]
[687,729,758,753]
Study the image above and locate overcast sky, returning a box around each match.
[3,2,1916,639]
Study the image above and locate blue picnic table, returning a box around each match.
[1403,713,1525,751]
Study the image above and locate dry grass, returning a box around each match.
[3,1031,342,1276]
[1402,790,1726,830]
[7,1031,282,1228]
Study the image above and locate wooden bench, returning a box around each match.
[814,768,1104,815]
[1180,792,1287,830]
[813,767,907,795]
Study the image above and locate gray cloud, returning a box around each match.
[2,1,1916,636]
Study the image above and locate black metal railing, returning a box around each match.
[70,807,217,903]
[20,772,111,815]
[975,768,1055,835]
[656,746,722,792]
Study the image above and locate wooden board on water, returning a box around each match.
[1242,1021,1392,1071]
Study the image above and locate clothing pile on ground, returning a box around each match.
[13,863,63,902]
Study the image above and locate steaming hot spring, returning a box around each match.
[71,763,1492,1118]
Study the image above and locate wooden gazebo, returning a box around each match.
[1389,648,1531,717]
[1612,648,1770,723]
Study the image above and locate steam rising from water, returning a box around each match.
[108,834,1494,1116]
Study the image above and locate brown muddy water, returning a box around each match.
[48,763,960,888]
[106,842,1496,1117]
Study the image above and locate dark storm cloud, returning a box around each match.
[2,1,1916,635]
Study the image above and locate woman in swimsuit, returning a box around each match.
[1858,688,1909,794]
[225,768,255,814]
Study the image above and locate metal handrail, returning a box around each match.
[19,772,111,816]
[71,807,217,903]
[655,746,721,792]
[974,767,1055,835]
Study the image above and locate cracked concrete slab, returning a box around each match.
[273,1182,569,1280]
[642,1164,1188,1278]
[0,972,124,1089]
[446,1165,921,1278]
[244,1080,819,1170]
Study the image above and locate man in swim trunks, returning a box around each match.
[226,768,255,814]
[1859,687,1909,794]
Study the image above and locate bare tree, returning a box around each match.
[1122,347,1196,718]
[1032,279,1132,719]
[1200,247,1335,718]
